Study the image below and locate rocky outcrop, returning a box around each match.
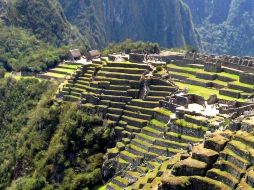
[59,0,200,49]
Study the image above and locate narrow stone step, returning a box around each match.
[154,138,187,150]
[189,176,231,190]
[149,85,176,92]
[192,145,219,166]
[100,94,122,102]
[121,115,148,128]
[149,145,168,156]
[146,160,161,170]
[110,101,126,109]
[142,127,162,138]
[125,171,141,182]
[220,148,250,170]
[148,90,170,97]
[207,168,239,189]
[131,138,151,151]
[122,130,135,139]
[204,134,229,152]
[125,125,142,133]
[119,150,143,166]
[171,119,208,139]
[106,113,121,122]
[107,107,123,115]
[226,140,252,163]
[102,89,128,96]
[76,80,89,86]
[123,110,152,121]
[108,84,130,91]
[131,99,160,109]
[125,105,154,116]
[174,158,207,176]
[106,182,122,190]
[135,133,155,144]
[111,176,129,188]
[150,119,167,132]
[214,159,245,179]
[144,96,165,101]
[103,67,146,74]
[127,144,158,160]
[165,132,201,144]
[100,71,141,80]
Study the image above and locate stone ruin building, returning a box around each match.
[56,50,254,190]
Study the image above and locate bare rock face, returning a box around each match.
[59,0,201,49]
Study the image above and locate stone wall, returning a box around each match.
[240,72,254,85]
[129,53,145,63]
[204,62,222,73]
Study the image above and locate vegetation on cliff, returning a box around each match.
[0,77,114,189]
[102,39,161,55]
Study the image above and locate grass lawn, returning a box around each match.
[51,68,76,74]
[176,81,245,102]
[217,72,239,80]
[43,72,67,78]
[231,81,254,89]
[167,64,203,72]
[60,64,81,69]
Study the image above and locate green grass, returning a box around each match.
[213,79,228,86]
[51,68,76,74]
[208,168,238,184]
[166,132,201,143]
[192,176,231,190]
[175,81,245,101]
[230,81,254,89]
[171,71,196,78]
[154,108,173,117]
[60,64,81,69]
[167,64,203,73]
[43,72,67,78]
[143,127,161,135]
[217,72,239,80]
[222,148,249,164]
[175,119,208,132]
[150,119,166,128]
[221,88,242,93]
[97,185,107,190]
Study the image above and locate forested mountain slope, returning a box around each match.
[59,0,200,49]
[184,0,254,55]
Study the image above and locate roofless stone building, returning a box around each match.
[56,51,254,190]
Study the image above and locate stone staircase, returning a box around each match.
[157,129,254,190]
[60,59,105,101]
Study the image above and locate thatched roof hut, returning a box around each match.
[86,50,101,60]
[68,49,81,61]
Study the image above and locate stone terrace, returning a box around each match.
[57,53,254,190]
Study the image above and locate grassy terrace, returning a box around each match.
[42,72,67,78]
[168,63,251,101]
[167,64,202,73]
[154,108,173,117]
[175,82,245,102]
[50,68,76,74]
[175,119,208,132]
[59,64,81,69]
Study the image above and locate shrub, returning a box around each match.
[0,68,5,78]
[156,66,163,72]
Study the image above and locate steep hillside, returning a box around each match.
[184,0,254,55]
[4,0,85,46]
[59,0,200,49]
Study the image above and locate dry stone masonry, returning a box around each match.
[56,51,254,190]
